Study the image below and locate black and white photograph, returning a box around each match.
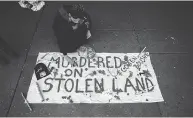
[0,0,193,117]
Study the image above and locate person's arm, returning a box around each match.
[82,12,92,39]
[83,11,92,30]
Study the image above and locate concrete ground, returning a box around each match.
[0,1,193,117]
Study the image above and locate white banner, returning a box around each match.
[27,52,164,103]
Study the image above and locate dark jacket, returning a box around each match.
[52,8,92,55]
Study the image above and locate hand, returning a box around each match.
[78,19,84,24]
[86,30,91,39]
[85,21,89,28]
[72,24,78,30]
[82,17,89,28]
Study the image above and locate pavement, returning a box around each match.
[0,1,193,117]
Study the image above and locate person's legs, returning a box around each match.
[74,24,88,48]
[54,33,75,66]
[62,26,89,65]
